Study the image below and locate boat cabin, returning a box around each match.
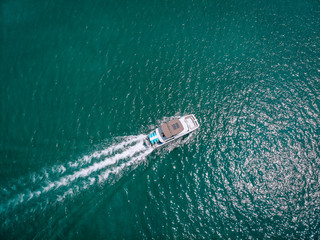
[160,119,184,138]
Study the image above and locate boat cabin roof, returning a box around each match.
[161,119,184,138]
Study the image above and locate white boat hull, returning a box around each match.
[145,114,199,149]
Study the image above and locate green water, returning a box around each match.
[1,0,320,239]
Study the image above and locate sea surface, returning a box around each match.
[1,0,320,239]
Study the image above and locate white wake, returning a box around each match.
[0,134,152,217]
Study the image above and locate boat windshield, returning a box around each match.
[158,127,168,140]
[160,123,172,138]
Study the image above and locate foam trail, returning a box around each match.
[62,135,146,170]
[99,148,153,183]
[75,135,146,165]
[45,140,147,192]
[56,147,153,201]
[0,135,151,215]
[2,135,145,193]
[0,135,146,204]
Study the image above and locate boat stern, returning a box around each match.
[145,128,163,148]
[148,131,160,145]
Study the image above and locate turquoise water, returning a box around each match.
[1,0,320,239]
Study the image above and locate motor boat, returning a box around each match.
[144,114,199,149]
